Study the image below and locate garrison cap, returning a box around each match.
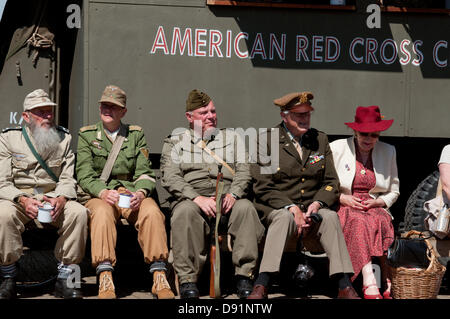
[274,91,314,112]
[186,89,211,112]
[23,89,57,111]
[99,85,126,108]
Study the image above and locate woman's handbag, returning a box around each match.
[387,230,431,269]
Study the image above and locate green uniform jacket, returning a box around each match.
[76,121,156,197]
[160,128,251,207]
[251,123,340,220]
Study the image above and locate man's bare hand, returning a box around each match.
[100,189,120,206]
[43,195,67,220]
[130,191,145,211]
[289,205,308,237]
[193,196,217,217]
[18,196,42,219]
[221,193,236,215]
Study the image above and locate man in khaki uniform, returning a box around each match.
[76,85,174,299]
[160,89,265,299]
[0,89,88,299]
[248,91,359,299]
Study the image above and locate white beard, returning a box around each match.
[28,121,61,158]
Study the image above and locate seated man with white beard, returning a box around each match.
[0,89,88,299]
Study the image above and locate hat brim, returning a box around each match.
[98,97,125,108]
[284,104,314,113]
[25,101,57,111]
[345,119,393,133]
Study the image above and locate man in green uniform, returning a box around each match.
[160,89,265,299]
[248,91,359,299]
[76,85,174,299]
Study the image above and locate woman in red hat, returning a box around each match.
[330,106,399,299]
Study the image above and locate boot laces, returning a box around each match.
[154,272,170,291]
[99,272,115,292]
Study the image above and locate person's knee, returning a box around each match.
[69,202,89,223]
[140,198,165,221]
[87,199,115,222]
[274,208,295,226]
[171,200,199,224]
[319,209,341,229]
[0,207,16,226]
[230,199,256,219]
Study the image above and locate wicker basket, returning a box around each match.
[389,230,447,299]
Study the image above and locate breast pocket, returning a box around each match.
[48,159,62,177]
[92,148,108,170]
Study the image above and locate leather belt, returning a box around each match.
[110,174,131,181]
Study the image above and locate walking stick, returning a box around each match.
[209,164,224,298]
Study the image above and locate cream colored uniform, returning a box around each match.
[0,126,88,265]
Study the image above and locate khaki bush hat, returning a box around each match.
[99,85,126,108]
[186,89,211,112]
[274,91,314,112]
[23,89,57,111]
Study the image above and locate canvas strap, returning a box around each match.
[196,140,235,176]
[22,127,59,183]
[100,126,126,182]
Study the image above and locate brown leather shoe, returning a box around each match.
[337,286,361,299]
[247,284,268,299]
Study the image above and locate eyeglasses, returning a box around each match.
[358,132,380,138]
[286,111,312,119]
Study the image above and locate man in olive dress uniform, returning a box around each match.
[248,91,359,299]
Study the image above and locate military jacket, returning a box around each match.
[251,123,340,220]
[160,128,251,206]
[0,126,77,201]
[76,122,156,197]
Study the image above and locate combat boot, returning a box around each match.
[54,278,83,299]
[151,270,175,299]
[98,270,116,299]
[0,278,16,300]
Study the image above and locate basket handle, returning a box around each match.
[402,230,440,272]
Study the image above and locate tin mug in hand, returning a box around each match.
[38,202,54,223]
[435,206,450,238]
[118,193,132,208]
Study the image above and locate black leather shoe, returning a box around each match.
[0,278,16,300]
[54,278,83,299]
[179,282,199,299]
[236,277,253,299]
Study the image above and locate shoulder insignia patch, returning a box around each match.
[325,186,333,192]
[129,125,142,131]
[2,126,22,133]
[79,124,97,133]
[57,126,70,134]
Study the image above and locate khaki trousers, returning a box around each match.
[0,199,88,265]
[87,197,169,267]
[260,208,354,277]
[171,199,265,284]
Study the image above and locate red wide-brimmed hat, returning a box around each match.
[345,106,393,132]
